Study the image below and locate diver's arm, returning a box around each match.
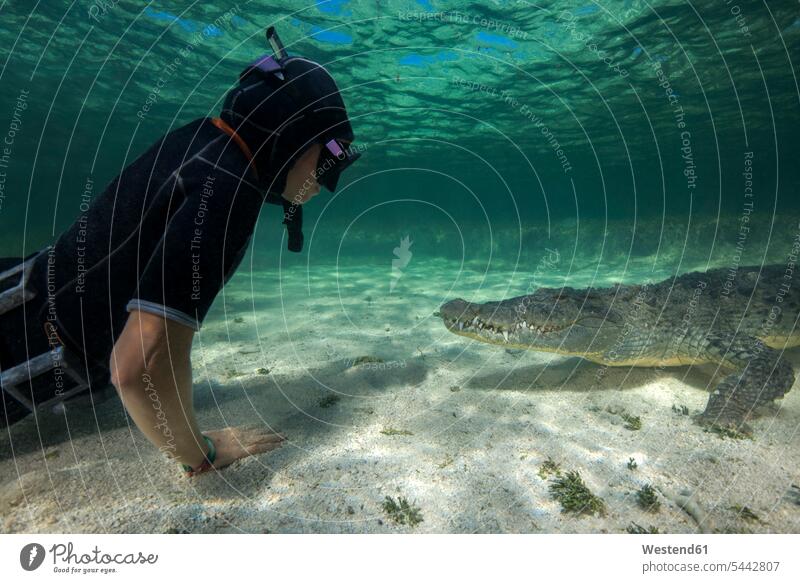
[109,309,207,467]
[109,310,285,471]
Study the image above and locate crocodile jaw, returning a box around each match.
[438,297,575,353]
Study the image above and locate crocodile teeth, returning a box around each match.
[502,331,509,342]
[472,317,479,325]
[458,322,464,331]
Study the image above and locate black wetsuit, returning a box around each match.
[1,47,358,428]
[0,117,264,426]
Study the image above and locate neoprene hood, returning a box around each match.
[220,27,359,252]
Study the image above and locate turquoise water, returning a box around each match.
[1,0,798,268]
[1,1,800,533]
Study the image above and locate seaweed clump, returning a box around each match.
[537,456,562,480]
[636,484,661,513]
[318,394,341,408]
[603,405,642,430]
[621,412,642,431]
[350,355,384,367]
[382,496,423,527]
[788,484,800,506]
[672,404,689,416]
[438,454,454,469]
[703,423,752,440]
[626,522,660,534]
[549,471,606,516]
[731,505,763,524]
[380,427,413,436]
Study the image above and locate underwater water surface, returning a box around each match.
[1,1,800,534]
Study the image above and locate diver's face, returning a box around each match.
[282,143,323,205]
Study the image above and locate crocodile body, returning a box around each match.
[438,265,799,433]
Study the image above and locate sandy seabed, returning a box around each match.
[2,257,799,533]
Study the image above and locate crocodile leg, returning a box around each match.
[694,332,795,434]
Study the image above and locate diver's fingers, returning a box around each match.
[237,424,284,437]
[238,423,268,433]
[229,429,278,445]
[250,432,286,445]
[234,427,285,443]
[245,440,284,455]
[237,426,285,439]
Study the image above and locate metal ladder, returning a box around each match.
[0,252,91,413]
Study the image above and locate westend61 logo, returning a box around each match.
[19,542,158,574]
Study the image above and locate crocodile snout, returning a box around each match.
[438,298,473,320]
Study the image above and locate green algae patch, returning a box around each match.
[382,496,423,527]
[704,423,752,441]
[626,522,660,534]
[438,454,454,469]
[621,412,642,431]
[549,471,606,517]
[350,355,384,367]
[537,456,562,480]
[380,427,413,436]
[318,394,341,408]
[731,505,763,524]
[636,484,661,513]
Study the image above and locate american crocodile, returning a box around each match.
[438,265,799,434]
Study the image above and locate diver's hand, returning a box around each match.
[201,425,286,472]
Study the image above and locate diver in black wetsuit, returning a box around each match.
[0,28,360,476]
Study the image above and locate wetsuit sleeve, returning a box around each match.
[126,165,263,330]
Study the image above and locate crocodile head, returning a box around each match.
[437,286,625,358]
